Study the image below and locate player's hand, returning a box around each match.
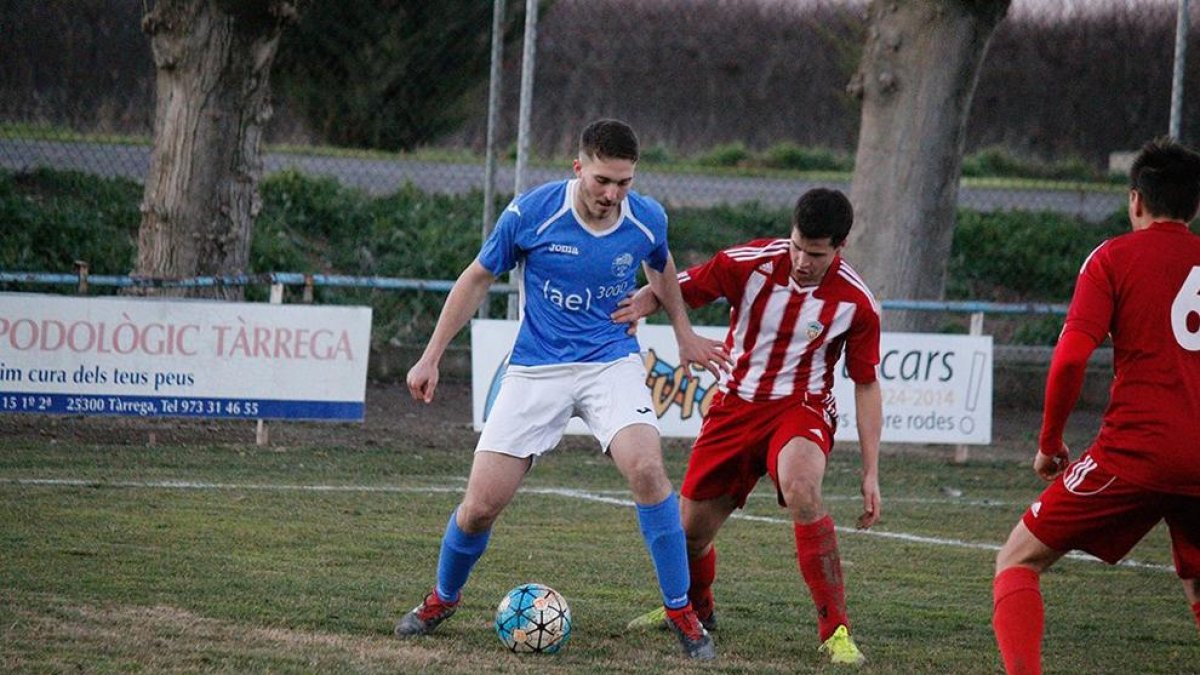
[1034,442,1070,481]
[406,358,440,403]
[677,330,732,381]
[611,287,661,336]
[856,474,881,529]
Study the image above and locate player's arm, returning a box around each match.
[611,282,662,328]
[406,260,497,403]
[1035,328,1098,480]
[612,252,724,332]
[642,254,730,379]
[1036,245,1110,480]
[853,378,882,529]
[844,301,882,530]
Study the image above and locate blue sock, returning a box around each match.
[636,493,690,610]
[434,509,491,602]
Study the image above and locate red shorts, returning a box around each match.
[1022,450,1200,578]
[681,390,835,508]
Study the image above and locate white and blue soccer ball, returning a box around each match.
[494,582,572,653]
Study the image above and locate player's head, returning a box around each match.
[579,119,640,163]
[792,188,854,247]
[574,119,638,225]
[788,188,853,286]
[1129,138,1200,222]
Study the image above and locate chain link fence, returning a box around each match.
[0,135,1128,220]
[4,0,1192,221]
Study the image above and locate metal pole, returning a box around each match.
[1170,0,1189,140]
[509,0,539,320]
[514,0,538,196]
[479,0,506,320]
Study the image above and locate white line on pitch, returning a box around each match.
[0,477,1015,506]
[1,477,1172,573]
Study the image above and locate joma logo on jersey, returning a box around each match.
[543,280,592,311]
[548,243,580,256]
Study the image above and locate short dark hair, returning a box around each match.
[579,119,639,162]
[792,188,854,246]
[1129,137,1200,221]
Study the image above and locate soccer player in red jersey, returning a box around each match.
[992,138,1200,675]
[616,188,882,665]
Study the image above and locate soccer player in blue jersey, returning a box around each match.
[395,119,729,660]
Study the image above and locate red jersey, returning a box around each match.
[1061,221,1200,494]
[679,238,880,404]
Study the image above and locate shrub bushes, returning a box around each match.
[960,147,1111,183]
[760,143,852,172]
[0,169,139,277]
[1,168,1133,345]
[947,208,1126,302]
[688,142,852,173]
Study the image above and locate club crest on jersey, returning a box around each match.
[805,320,824,340]
[611,252,634,277]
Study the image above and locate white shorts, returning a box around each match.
[476,354,660,458]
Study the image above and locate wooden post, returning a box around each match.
[256,282,285,446]
[73,260,89,295]
[953,311,985,463]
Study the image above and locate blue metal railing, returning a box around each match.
[0,271,516,294]
[0,270,1066,315]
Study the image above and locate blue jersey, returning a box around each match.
[478,179,670,366]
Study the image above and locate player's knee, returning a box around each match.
[995,524,1059,575]
[994,534,1027,573]
[622,463,672,503]
[616,448,666,482]
[790,504,825,524]
[684,534,713,559]
[457,499,503,532]
[629,474,672,504]
[1181,578,1200,605]
[781,479,823,521]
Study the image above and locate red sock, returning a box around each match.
[1192,601,1200,632]
[688,546,717,617]
[993,566,1043,675]
[794,515,847,641]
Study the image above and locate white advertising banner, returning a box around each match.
[471,319,992,444]
[0,293,372,421]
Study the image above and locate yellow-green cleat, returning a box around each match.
[626,605,667,630]
[627,604,717,631]
[818,625,865,666]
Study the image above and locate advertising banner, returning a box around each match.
[0,293,372,421]
[471,319,992,444]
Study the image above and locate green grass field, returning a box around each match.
[0,435,1194,674]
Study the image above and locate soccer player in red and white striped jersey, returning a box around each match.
[676,230,880,406]
[616,188,882,665]
[993,138,1200,675]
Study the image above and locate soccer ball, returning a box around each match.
[494,582,572,653]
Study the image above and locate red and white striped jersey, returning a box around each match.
[679,237,881,404]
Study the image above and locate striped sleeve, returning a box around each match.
[679,238,789,309]
[838,262,882,383]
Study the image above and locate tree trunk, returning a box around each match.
[846,0,1010,331]
[136,0,298,299]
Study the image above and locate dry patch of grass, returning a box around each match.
[3,594,469,673]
